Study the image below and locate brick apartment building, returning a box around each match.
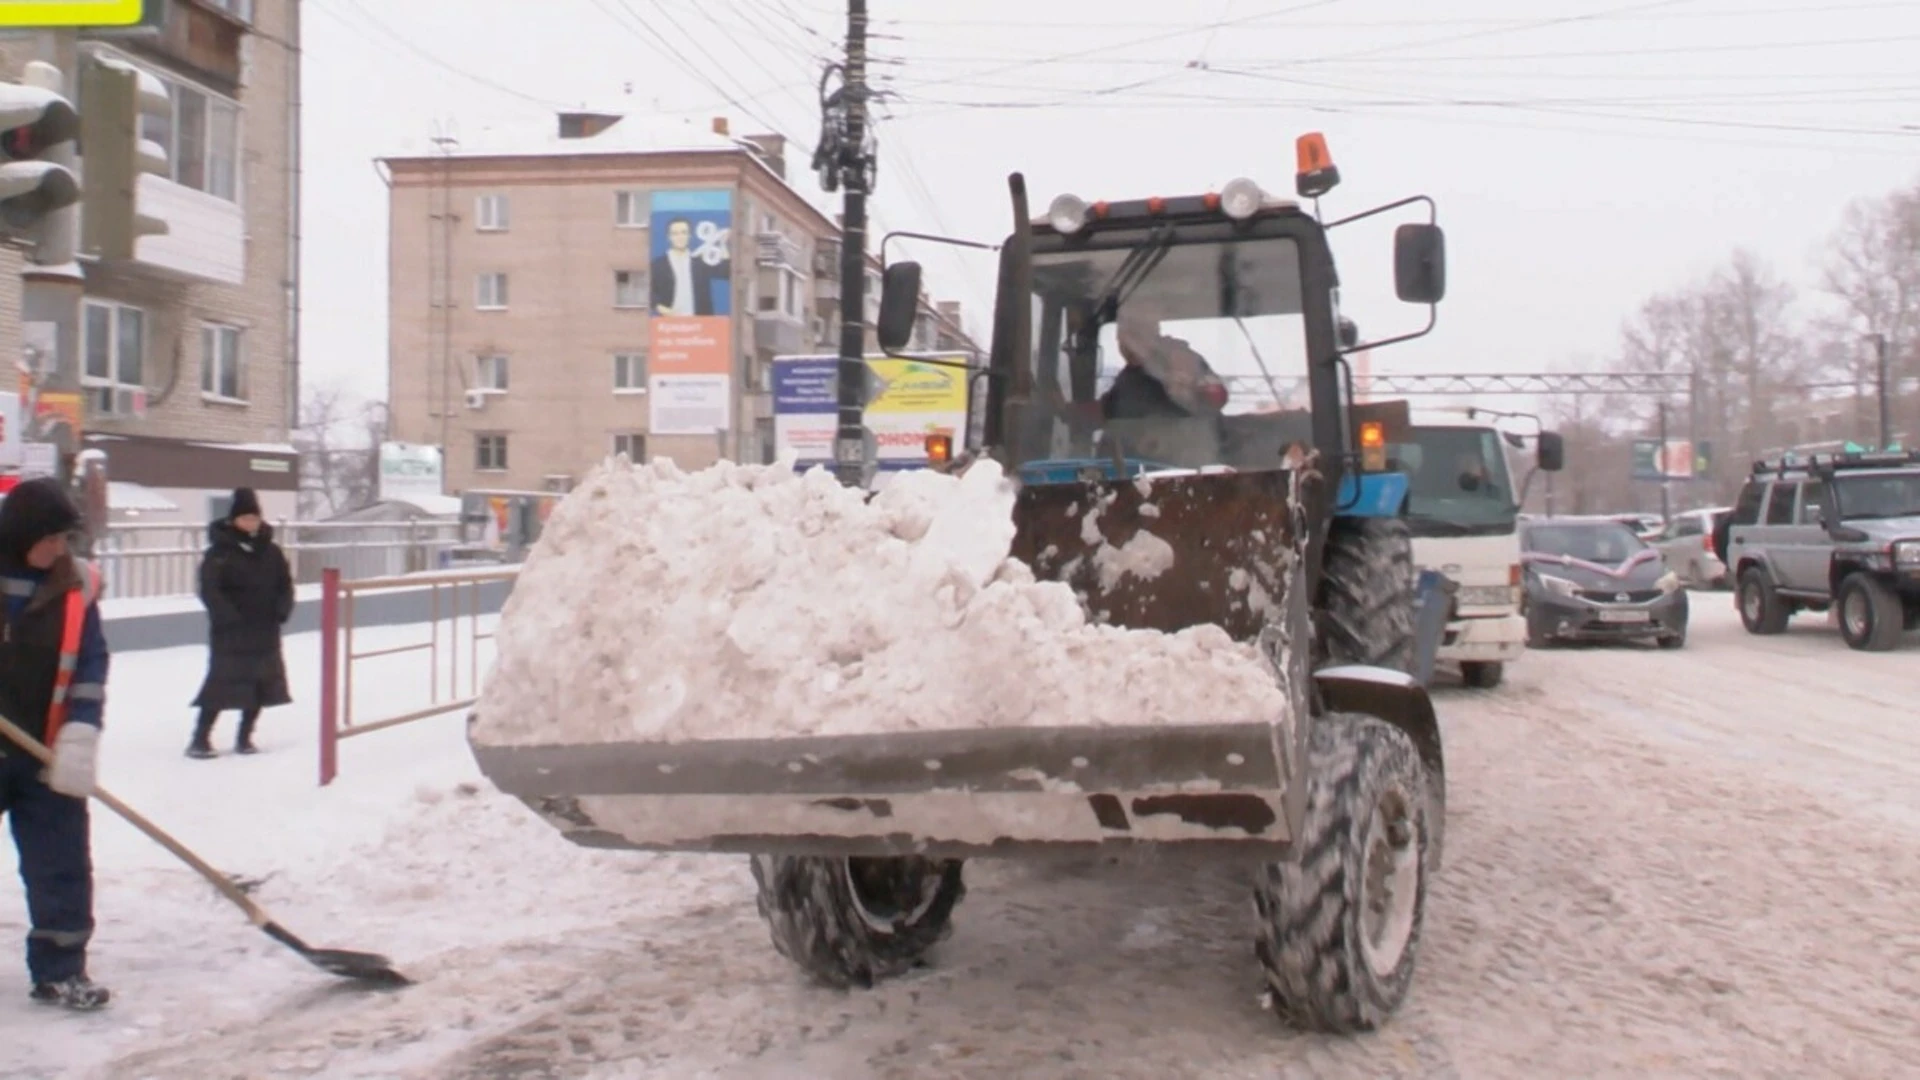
[382,111,978,495]
[0,0,301,524]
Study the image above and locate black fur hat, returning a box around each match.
[0,477,81,563]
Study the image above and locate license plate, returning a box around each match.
[1596,609,1649,623]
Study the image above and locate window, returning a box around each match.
[82,300,146,415]
[1670,516,1702,538]
[200,323,244,400]
[615,190,645,227]
[1763,482,1797,526]
[612,433,646,462]
[1730,481,1765,527]
[476,272,508,309]
[203,0,254,20]
[475,433,509,471]
[475,194,509,231]
[614,270,647,309]
[613,352,647,391]
[475,354,508,391]
[128,63,241,203]
[1797,481,1826,525]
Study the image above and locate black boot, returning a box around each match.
[235,709,260,755]
[187,709,217,759]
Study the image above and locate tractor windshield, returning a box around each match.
[1018,229,1314,471]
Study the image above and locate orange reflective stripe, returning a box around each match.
[42,562,98,747]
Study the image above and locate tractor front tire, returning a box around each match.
[1254,711,1432,1033]
[751,855,966,989]
[1316,516,1417,673]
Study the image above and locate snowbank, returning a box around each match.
[472,459,1287,745]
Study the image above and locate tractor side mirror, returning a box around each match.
[1537,430,1566,472]
[1393,223,1446,304]
[875,261,923,353]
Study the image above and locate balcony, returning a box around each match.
[131,174,246,285]
[756,231,802,270]
[754,308,808,355]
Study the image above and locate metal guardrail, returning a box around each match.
[94,520,475,599]
[317,565,521,786]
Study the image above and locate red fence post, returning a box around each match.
[319,567,340,786]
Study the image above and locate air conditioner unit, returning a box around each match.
[465,390,488,409]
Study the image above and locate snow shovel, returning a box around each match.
[0,715,410,987]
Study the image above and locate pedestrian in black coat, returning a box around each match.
[188,488,293,758]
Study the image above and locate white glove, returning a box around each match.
[45,723,99,798]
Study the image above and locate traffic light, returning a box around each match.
[79,54,168,261]
[0,74,80,264]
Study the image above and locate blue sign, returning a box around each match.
[773,358,839,414]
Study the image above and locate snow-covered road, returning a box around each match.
[6,600,1919,1078]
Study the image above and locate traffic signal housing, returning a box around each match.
[0,77,80,262]
[79,54,169,261]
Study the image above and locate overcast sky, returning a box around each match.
[301,0,1920,415]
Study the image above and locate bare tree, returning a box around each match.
[295,382,386,518]
[1820,180,1920,439]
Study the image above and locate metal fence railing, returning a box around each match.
[95,520,470,600]
[318,565,520,785]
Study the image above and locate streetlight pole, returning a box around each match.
[1872,332,1892,449]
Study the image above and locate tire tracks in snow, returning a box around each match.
[90,603,1920,1077]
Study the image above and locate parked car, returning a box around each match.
[1723,449,1920,650]
[1651,506,1732,589]
[1520,516,1689,649]
[1609,512,1666,541]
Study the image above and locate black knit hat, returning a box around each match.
[229,487,262,519]
[0,477,82,562]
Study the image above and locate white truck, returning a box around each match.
[1389,407,1563,689]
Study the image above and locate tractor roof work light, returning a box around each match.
[1220,177,1264,220]
[1047,192,1089,235]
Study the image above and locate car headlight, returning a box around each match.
[1537,573,1579,599]
[1656,570,1681,594]
[1894,540,1920,564]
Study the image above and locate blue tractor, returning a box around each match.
[472,135,1454,1035]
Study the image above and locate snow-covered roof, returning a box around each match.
[379,114,837,233]
[381,114,751,163]
[108,481,178,513]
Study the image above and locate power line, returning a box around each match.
[314,0,575,110]
[903,0,1342,90]
[865,1,1910,29]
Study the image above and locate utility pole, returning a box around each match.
[1872,332,1892,449]
[827,0,874,487]
[1657,400,1671,523]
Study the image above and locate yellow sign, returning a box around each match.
[865,358,967,415]
[0,1,142,27]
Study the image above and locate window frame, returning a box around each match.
[200,321,245,402]
[611,433,646,461]
[612,352,648,392]
[475,193,509,232]
[475,272,508,310]
[474,353,509,392]
[81,299,147,415]
[614,190,646,228]
[474,433,509,472]
[100,47,243,204]
[613,270,648,310]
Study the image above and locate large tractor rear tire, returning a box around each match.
[1315,516,1417,673]
[751,855,966,989]
[1253,711,1433,1033]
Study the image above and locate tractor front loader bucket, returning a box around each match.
[471,469,1316,861]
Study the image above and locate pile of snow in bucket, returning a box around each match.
[471,458,1287,745]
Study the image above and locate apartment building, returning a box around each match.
[1,0,301,523]
[383,111,978,495]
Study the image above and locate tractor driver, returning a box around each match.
[1099,303,1230,421]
